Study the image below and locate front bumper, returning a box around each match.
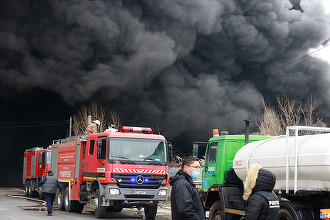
[104,184,168,204]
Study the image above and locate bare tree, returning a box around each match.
[257,96,327,136]
[258,98,283,136]
[72,102,122,136]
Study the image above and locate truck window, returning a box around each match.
[208,142,217,163]
[89,140,95,155]
[46,151,51,164]
[97,139,106,160]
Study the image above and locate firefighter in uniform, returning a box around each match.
[85,120,100,134]
[39,170,62,216]
[240,163,280,220]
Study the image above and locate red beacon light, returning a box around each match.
[213,129,219,137]
[120,126,153,134]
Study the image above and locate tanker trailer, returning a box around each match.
[233,126,330,220]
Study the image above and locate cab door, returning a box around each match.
[84,139,96,174]
[95,138,107,177]
[202,141,218,191]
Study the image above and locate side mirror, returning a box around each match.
[168,142,173,162]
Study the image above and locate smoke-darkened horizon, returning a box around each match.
[1,0,330,141]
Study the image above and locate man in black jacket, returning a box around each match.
[169,156,205,220]
[39,170,62,216]
[241,164,280,220]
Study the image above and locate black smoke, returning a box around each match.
[1,0,330,186]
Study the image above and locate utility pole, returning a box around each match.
[69,116,72,137]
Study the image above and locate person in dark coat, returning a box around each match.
[169,156,205,220]
[241,164,280,220]
[39,170,62,216]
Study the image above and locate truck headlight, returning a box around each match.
[158,189,167,196]
[109,189,120,195]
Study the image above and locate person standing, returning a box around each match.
[169,156,205,220]
[85,120,100,134]
[39,170,62,216]
[240,163,280,220]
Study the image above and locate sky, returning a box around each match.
[1,0,330,186]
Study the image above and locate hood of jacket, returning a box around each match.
[169,169,195,186]
[243,164,276,200]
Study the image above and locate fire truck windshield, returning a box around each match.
[109,138,167,163]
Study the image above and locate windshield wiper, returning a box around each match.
[144,159,162,165]
[111,156,135,164]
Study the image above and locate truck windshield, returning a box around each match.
[109,138,167,163]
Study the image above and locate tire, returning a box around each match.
[28,180,34,197]
[75,203,84,213]
[108,206,123,212]
[209,200,226,220]
[94,189,106,218]
[64,187,77,212]
[144,205,157,219]
[277,208,297,220]
[114,207,123,212]
[24,181,30,197]
[57,188,65,211]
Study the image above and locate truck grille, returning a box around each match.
[124,195,155,199]
[111,174,166,189]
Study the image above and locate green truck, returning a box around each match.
[194,125,330,220]
[193,130,273,220]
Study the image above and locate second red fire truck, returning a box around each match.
[24,126,170,219]
[23,146,52,198]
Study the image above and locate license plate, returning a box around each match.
[133,190,147,195]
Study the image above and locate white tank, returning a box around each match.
[233,133,330,192]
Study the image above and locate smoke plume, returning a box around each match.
[1,0,330,139]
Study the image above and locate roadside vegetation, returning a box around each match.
[257,96,327,136]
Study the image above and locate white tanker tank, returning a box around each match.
[233,126,330,192]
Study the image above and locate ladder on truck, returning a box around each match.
[52,134,89,145]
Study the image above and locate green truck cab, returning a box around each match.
[193,130,273,220]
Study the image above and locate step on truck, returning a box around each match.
[51,126,170,219]
[194,124,330,220]
[23,146,52,198]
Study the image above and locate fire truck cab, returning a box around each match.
[51,126,170,219]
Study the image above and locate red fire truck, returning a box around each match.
[23,146,52,198]
[50,126,170,219]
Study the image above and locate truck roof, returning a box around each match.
[209,134,273,142]
[103,132,166,140]
[53,131,166,145]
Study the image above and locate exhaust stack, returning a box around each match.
[244,120,250,145]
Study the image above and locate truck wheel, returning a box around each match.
[277,208,297,220]
[144,205,157,219]
[94,189,106,218]
[28,180,34,197]
[64,187,77,212]
[24,181,30,197]
[114,207,123,212]
[209,200,225,220]
[75,203,84,213]
[57,189,65,211]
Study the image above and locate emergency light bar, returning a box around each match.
[213,129,219,137]
[120,126,153,133]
